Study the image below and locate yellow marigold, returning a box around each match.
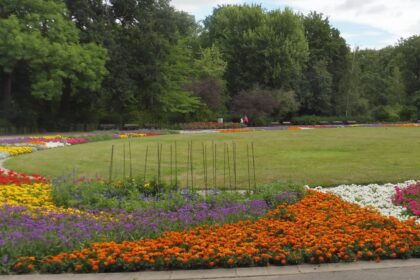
[0,146,33,156]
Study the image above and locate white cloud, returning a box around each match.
[274,0,419,38]
[171,0,420,48]
[171,0,241,15]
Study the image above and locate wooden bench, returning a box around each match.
[332,121,344,125]
[123,123,140,130]
[346,120,357,124]
[319,121,329,125]
[99,124,117,130]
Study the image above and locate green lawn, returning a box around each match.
[5,127,420,187]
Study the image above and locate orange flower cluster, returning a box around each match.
[14,191,419,273]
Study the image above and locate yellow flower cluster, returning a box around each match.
[0,146,33,156]
[29,135,63,140]
[0,183,54,208]
[119,133,147,138]
[0,183,116,220]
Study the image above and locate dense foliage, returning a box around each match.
[1,1,419,130]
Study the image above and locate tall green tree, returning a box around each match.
[203,5,308,103]
[301,12,349,115]
[0,0,107,122]
[202,5,266,94]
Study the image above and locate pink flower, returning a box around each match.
[392,183,420,216]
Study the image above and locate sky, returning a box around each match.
[171,0,420,49]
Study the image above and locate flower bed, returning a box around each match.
[0,174,304,273]
[11,191,419,273]
[0,133,160,162]
[0,170,46,185]
[64,137,89,145]
[314,181,419,223]
[116,132,160,139]
[0,146,33,157]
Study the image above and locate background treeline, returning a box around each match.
[1,0,419,131]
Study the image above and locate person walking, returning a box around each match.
[243,115,249,125]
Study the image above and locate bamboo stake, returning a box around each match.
[158,143,163,194]
[202,142,207,191]
[175,141,178,187]
[157,143,162,186]
[227,144,232,189]
[252,142,257,191]
[214,142,217,189]
[190,141,194,191]
[108,145,114,183]
[160,144,163,185]
[223,143,226,190]
[233,141,237,190]
[129,141,132,179]
[143,145,149,183]
[170,144,173,186]
[212,140,215,188]
[186,142,190,189]
[123,143,126,179]
[156,143,159,185]
[247,143,251,192]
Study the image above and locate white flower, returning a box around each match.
[44,142,66,148]
[314,181,419,224]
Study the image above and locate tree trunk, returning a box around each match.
[2,70,12,118]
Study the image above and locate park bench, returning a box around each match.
[282,121,291,125]
[319,121,329,125]
[99,124,117,130]
[123,123,140,130]
[332,121,344,125]
[346,120,357,124]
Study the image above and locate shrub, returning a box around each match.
[399,106,417,121]
[373,106,401,122]
[176,122,244,130]
[231,90,273,124]
[51,175,306,212]
[292,115,372,125]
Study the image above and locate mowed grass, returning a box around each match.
[5,127,420,187]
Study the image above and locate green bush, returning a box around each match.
[51,176,306,212]
[292,115,372,125]
[399,106,417,121]
[373,106,401,122]
[252,116,272,126]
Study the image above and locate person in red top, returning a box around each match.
[243,115,249,125]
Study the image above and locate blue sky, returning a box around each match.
[171,0,420,49]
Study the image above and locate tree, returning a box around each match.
[0,0,107,121]
[259,8,309,90]
[203,5,308,96]
[185,45,227,113]
[232,88,278,123]
[203,5,266,94]
[301,12,349,115]
[395,36,420,102]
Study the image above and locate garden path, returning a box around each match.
[0,259,418,280]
